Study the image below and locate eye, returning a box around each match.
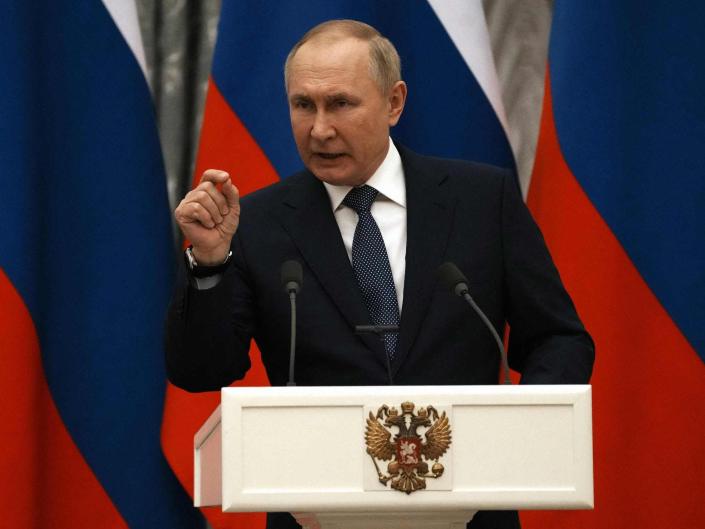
[292,99,313,110]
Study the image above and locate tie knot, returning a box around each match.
[343,185,378,214]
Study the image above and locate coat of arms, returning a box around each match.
[365,401,452,494]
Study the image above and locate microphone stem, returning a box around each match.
[462,291,511,385]
[354,325,397,385]
[287,290,297,386]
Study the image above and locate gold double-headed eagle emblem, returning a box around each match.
[365,401,452,494]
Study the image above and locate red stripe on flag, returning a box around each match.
[0,270,128,529]
[162,77,277,528]
[522,71,705,528]
[192,77,280,192]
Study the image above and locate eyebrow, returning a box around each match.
[288,92,359,104]
[289,93,311,103]
[324,92,355,102]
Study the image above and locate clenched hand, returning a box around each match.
[174,169,240,265]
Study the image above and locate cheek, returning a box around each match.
[346,116,378,144]
[291,123,309,148]
[356,118,388,150]
[290,112,308,130]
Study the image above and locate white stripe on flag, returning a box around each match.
[428,0,510,138]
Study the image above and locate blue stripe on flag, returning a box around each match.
[0,2,202,527]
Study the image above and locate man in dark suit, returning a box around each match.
[166,19,593,529]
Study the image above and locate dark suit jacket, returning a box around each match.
[165,144,594,529]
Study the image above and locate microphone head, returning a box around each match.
[281,259,303,294]
[437,262,469,297]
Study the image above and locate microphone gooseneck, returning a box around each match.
[437,262,511,385]
[281,260,303,386]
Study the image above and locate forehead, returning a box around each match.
[287,36,374,92]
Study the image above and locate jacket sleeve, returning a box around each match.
[500,172,595,384]
[164,232,255,392]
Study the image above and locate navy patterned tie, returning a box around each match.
[343,185,400,359]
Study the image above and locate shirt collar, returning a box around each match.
[323,138,406,211]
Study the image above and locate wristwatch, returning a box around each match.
[184,246,233,278]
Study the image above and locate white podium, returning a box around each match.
[194,385,593,529]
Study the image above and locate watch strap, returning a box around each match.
[184,247,233,278]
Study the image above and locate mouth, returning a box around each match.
[314,152,345,160]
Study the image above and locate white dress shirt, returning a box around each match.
[323,139,407,313]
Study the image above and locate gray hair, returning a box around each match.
[284,19,402,94]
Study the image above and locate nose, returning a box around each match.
[310,110,335,141]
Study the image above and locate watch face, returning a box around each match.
[185,248,198,270]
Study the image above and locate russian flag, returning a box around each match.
[525,1,705,528]
[160,1,516,528]
[0,1,201,527]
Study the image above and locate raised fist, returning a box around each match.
[174,169,240,265]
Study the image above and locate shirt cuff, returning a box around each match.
[191,273,223,290]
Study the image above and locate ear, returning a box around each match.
[387,81,407,127]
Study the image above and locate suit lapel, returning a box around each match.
[393,146,455,374]
[274,172,386,356]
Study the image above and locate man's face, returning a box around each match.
[287,36,406,187]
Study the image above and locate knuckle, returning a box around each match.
[194,186,210,197]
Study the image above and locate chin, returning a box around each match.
[309,165,359,187]
[314,173,354,186]
[318,173,369,187]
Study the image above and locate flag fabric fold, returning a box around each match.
[0,2,202,527]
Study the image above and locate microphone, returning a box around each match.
[437,262,511,385]
[281,260,303,386]
[354,325,398,385]
[281,260,302,294]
